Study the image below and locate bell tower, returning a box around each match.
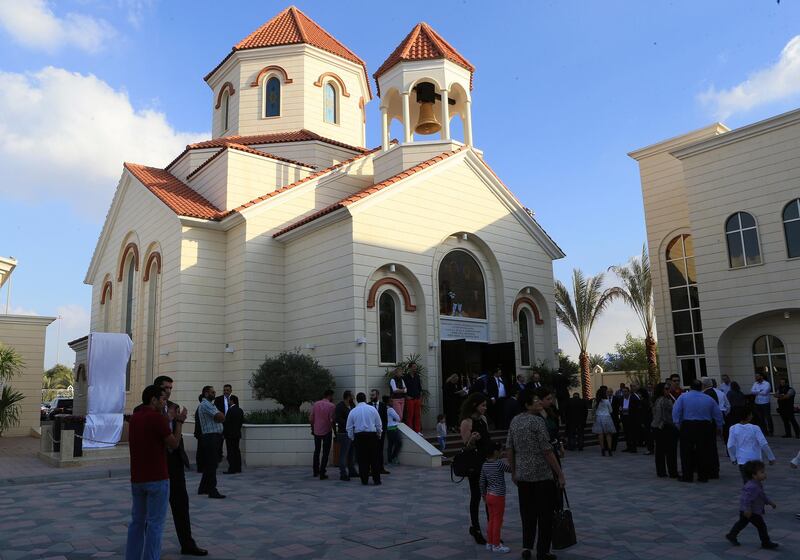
[373,22,475,174]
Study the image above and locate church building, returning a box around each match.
[82,7,564,427]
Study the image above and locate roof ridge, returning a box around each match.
[273,146,466,237]
[289,6,309,43]
[400,24,424,59]
[225,143,315,168]
[124,162,224,220]
[417,23,447,57]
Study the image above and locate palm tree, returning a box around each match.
[0,344,25,437]
[607,245,658,385]
[555,269,614,399]
[0,343,24,383]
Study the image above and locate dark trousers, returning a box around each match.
[679,421,709,481]
[518,479,556,556]
[622,414,638,452]
[467,468,485,530]
[557,397,569,425]
[566,423,584,450]
[778,408,800,437]
[198,433,222,494]
[313,432,332,475]
[653,426,679,477]
[386,428,401,463]
[225,437,241,473]
[729,512,771,544]
[166,453,195,549]
[375,431,386,471]
[353,432,381,484]
[337,433,357,477]
[755,403,773,435]
[706,423,719,478]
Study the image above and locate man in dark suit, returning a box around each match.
[618,386,641,453]
[223,395,244,474]
[152,375,208,557]
[214,384,237,459]
[527,372,543,391]
[565,392,588,450]
[369,389,390,475]
[610,390,623,451]
[701,377,721,479]
[486,367,510,429]
[552,371,571,426]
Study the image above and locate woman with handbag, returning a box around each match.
[507,391,566,560]
[460,393,493,546]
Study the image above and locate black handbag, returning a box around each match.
[552,488,577,550]
[451,446,481,481]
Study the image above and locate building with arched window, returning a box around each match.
[631,108,800,392]
[81,6,564,427]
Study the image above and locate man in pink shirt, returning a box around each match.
[310,389,336,479]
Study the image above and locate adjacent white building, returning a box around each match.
[80,7,564,427]
[630,108,800,390]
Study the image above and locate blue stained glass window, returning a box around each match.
[265,77,280,117]
[324,83,337,123]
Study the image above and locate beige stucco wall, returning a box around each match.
[0,315,55,436]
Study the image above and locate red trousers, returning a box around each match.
[486,493,505,546]
[405,398,421,432]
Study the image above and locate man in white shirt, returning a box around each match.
[727,407,775,483]
[713,380,730,416]
[346,392,383,485]
[751,370,774,436]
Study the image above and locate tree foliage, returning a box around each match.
[530,354,579,390]
[43,364,74,390]
[0,343,24,383]
[606,333,650,373]
[0,343,25,436]
[554,269,614,398]
[250,351,336,411]
[589,353,609,370]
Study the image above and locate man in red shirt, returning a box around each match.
[126,384,187,560]
[309,389,336,479]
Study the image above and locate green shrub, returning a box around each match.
[249,350,336,412]
[244,409,310,425]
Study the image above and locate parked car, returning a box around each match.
[40,402,52,421]
[45,397,73,420]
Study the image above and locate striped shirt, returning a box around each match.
[197,399,223,435]
[479,459,512,497]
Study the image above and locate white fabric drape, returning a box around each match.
[84,332,133,448]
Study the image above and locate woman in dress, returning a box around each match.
[651,382,679,478]
[592,385,616,456]
[460,392,493,545]
[507,391,566,560]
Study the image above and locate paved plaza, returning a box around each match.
[0,437,798,559]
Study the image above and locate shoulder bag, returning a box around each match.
[552,488,577,549]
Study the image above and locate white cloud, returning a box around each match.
[0,67,208,216]
[699,35,800,120]
[0,0,115,53]
[118,0,153,29]
[56,304,90,331]
[6,305,39,316]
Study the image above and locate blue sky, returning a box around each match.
[2,0,800,370]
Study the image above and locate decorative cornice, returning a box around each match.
[214,82,236,109]
[313,72,350,97]
[367,277,416,312]
[117,242,140,282]
[250,65,293,87]
[143,252,162,282]
[513,296,544,325]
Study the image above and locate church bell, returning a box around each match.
[414,82,441,135]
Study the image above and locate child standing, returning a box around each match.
[727,407,776,483]
[436,414,447,452]
[479,443,511,554]
[725,460,779,549]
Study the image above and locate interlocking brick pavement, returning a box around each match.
[0,437,798,558]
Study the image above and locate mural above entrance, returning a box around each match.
[438,250,486,319]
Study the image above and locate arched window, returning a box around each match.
[100,280,112,332]
[519,309,532,366]
[121,253,136,391]
[144,256,160,381]
[379,291,398,364]
[221,90,230,131]
[725,211,761,268]
[753,335,788,388]
[324,82,337,124]
[265,77,280,117]
[438,250,486,319]
[783,199,800,258]
[666,234,705,384]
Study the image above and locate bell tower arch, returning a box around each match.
[372,22,475,181]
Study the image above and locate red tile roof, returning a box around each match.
[124,163,223,220]
[185,144,315,181]
[374,22,474,95]
[166,129,366,171]
[274,147,466,237]
[205,6,371,98]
